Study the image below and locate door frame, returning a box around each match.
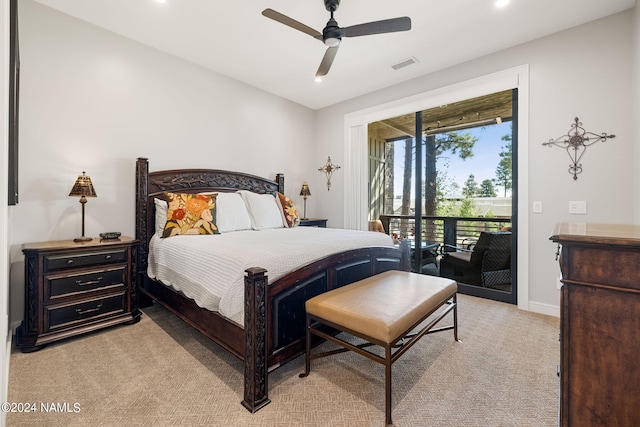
[343,65,530,310]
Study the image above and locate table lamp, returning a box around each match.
[69,171,97,242]
[299,182,311,220]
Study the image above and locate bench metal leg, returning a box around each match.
[453,293,460,342]
[385,344,393,426]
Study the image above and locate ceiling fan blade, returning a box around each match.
[262,8,322,39]
[316,46,339,77]
[343,16,411,37]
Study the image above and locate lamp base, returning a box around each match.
[73,236,92,242]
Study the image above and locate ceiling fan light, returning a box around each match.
[324,37,340,47]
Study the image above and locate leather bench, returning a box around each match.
[299,270,459,426]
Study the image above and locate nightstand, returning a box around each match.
[299,218,328,228]
[16,237,141,352]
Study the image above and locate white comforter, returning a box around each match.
[147,227,394,325]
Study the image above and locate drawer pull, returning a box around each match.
[105,255,112,260]
[76,304,103,316]
[67,259,74,265]
[75,277,103,287]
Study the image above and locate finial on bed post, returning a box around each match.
[276,173,284,194]
[242,267,271,412]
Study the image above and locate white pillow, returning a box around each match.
[215,192,252,232]
[154,198,168,236]
[238,190,286,230]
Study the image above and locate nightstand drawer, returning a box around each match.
[44,248,128,271]
[46,293,126,331]
[45,266,127,301]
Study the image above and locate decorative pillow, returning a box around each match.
[276,192,300,228]
[215,192,252,232]
[162,192,219,238]
[154,198,168,236]
[238,190,286,230]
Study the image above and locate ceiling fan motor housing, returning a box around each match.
[323,18,342,45]
[324,0,340,12]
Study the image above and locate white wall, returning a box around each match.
[313,10,634,312]
[7,0,316,323]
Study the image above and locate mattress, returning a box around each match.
[147,227,394,325]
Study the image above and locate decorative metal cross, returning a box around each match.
[542,117,615,180]
[318,156,341,190]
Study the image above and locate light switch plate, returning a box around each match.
[532,201,542,213]
[569,200,587,214]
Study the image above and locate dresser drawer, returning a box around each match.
[46,293,126,331]
[44,248,128,272]
[45,266,127,301]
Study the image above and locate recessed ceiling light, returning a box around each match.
[495,0,510,7]
[315,77,323,83]
[155,0,167,4]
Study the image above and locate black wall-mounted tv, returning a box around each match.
[8,0,19,206]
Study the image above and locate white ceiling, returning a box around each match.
[32,0,636,110]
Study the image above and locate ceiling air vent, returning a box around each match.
[391,57,418,70]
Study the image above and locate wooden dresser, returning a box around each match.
[550,223,640,426]
[16,237,141,352]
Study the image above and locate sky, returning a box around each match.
[393,121,512,198]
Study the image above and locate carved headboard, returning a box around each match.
[134,157,284,277]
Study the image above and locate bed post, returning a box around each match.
[135,157,152,307]
[242,267,270,412]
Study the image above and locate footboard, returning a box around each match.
[242,242,410,411]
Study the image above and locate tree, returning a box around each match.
[425,131,478,216]
[495,134,512,197]
[434,159,460,216]
[462,174,480,198]
[480,179,497,197]
[401,138,413,216]
[459,198,478,217]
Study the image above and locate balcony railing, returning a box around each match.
[379,214,512,251]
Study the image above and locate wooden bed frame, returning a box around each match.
[134,157,410,412]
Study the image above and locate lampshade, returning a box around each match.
[299,182,311,197]
[69,172,97,198]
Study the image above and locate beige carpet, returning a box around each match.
[7,294,559,426]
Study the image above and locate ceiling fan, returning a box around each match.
[262,0,411,77]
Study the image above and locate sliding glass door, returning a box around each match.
[369,89,518,304]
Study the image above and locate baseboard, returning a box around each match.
[527,300,560,318]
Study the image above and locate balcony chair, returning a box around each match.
[439,231,512,288]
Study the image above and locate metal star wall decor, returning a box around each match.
[542,117,615,180]
[318,156,341,190]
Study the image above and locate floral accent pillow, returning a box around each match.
[277,192,300,228]
[162,192,219,238]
